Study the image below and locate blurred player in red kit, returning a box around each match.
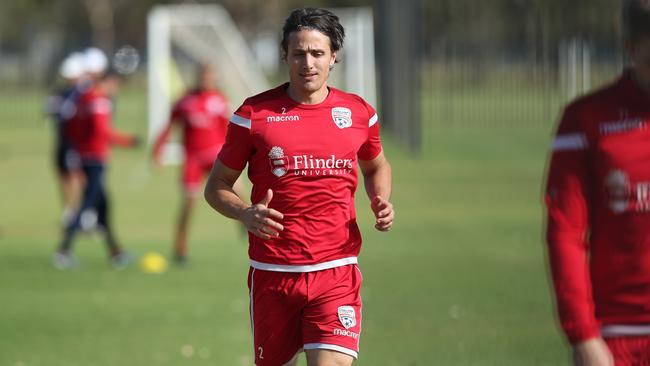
[54,70,139,270]
[545,1,650,365]
[204,8,394,366]
[152,64,230,264]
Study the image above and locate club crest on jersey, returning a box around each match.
[268,146,289,177]
[332,107,352,129]
[337,306,356,329]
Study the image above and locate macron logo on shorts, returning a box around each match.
[338,306,356,329]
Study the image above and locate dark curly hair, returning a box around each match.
[623,0,650,41]
[281,8,345,61]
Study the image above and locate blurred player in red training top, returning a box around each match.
[152,64,230,264]
[204,8,394,366]
[545,1,650,365]
[54,70,139,270]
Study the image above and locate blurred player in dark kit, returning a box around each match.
[54,70,139,270]
[47,52,86,225]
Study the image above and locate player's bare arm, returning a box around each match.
[572,338,614,366]
[359,151,394,231]
[204,160,284,239]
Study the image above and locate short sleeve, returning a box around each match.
[357,101,382,161]
[170,98,184,123]
[217,101,254,171]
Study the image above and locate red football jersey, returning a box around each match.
[65,87,136,161]
[218,83,382,271]
[153,89,229,158]
[546,70,650,343]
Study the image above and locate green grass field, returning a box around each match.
[1,85,570,365]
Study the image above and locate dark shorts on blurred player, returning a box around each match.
[182,146,221,195]
[55,143,81,176]
[248,264,363,366]
[606,335,650,366]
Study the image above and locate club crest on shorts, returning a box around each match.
[332,107,352,129]
[268,146,289,177]
[338,306,356,329]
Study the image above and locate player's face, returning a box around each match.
[627,36,650,92]
[199,67,216,90]
[285,29,337,100]
[102,77,121,97]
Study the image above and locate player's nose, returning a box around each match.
[304,54,316,67]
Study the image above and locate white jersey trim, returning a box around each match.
[601,324,650,337]
[369,113,378,127]
[303,343,358,359]
[230,114,251,129]
[250,257,358,273]
[552,133,588,151]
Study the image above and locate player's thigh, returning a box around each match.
[302,265,362,359]
[249,269,305,366]
[281,351,301,366]
[181,158,203,194]
[305,348,354,366]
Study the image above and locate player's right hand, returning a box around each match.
[240,189,284,240]
[131,135,142,149]
[572,338,614,366]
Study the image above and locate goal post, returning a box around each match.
[328,7,377,108]
[146,4,271,145]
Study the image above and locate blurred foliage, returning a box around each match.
[0,0,373,55]
[1,0,621,55]
[422,0,621,57]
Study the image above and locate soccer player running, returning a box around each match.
[152,64,230,264]
[204,8,394,366]
[54,70,139,270]
[545,1,650,365]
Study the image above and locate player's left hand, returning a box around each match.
[371,196,394,232]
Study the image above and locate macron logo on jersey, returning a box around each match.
[600,118,645,135]
[266,114,300,123]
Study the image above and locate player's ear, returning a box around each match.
[330,52,337,67]
[282,49,288,64]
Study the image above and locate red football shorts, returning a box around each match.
[605,335,650,366]
[182,147,221,194]
[248,264,363,366]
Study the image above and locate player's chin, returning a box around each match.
[300,79,322,91]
